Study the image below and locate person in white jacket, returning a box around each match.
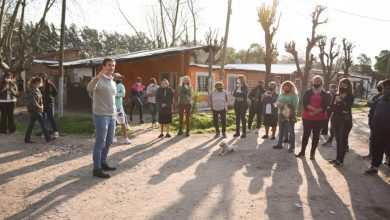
[210,81,228,138]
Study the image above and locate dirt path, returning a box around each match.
[0,110,389,220]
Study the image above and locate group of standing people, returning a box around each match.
[0,72,59,143]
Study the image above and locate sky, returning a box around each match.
[27,0,390,64]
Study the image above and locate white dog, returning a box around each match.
[218,141,237,156]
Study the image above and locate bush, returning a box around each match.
[58,115,95,135]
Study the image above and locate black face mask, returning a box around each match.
[313,84,321,89]
[339,87,348,93]
[377,86,383,93]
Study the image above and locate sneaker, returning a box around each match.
[233,133,240,137]
[333,161,343,167]
[271,136,276,140]
[177,130,183,136]
[113,137,118,143]
[295,152,304,157]
[93,169,110,178]
[165,133,171,138]
[122,138,131,144]
[241,133,246,138]
[54,132,59,138]
[364,167,379,175]
[101,163,116,171]
[310,155,315,160]
[272,145,283,149]
[283,138,289,143]
[328,159,338,164]
[321,142,331,147]
[185,132,190,137]
[254,129,259,134]
[158,133,164,138]
[214,133,220,138]
[140,120,144,124]
[261,135,269,139]
[222,133,227,138]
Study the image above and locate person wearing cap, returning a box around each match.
[113,72,130,144]
[261,82,279,140]
[365,78,390,174]
[210,81,228,138]
[129,77,146,124]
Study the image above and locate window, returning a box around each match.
[227,74,240,94]
[160,72,177,90]
[196,72,213,93]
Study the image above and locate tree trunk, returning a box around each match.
[58,0,66,117]
[220,0,232,81]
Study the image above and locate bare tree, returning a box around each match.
[0,0,56,73]
[341,38,354,76]
[318,37,340,88]
[285,5,327,97]
[204,27,223,64]
[258,0,280,87]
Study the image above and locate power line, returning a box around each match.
[299,0,390,23]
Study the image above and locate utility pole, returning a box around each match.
[58,0,66,117]
[219,0,232,81]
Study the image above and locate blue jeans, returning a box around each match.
[148,103,157,123]
[278,120,296,148]
[43,106,58,132]
[92,115,116,170]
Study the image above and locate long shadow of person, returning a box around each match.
[5,136,182,219]
[148,138,221,185]
[316,119,390,220]
[302,159,353,219]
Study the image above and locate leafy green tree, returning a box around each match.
[374,50,390,77]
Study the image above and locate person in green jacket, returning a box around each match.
[177,76,193,136]
[272,81,299,151]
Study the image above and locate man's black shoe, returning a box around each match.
[93,169,110,178]
[101,163,116,171]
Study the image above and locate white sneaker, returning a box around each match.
[113,137,118,143]
[54,132,59,138]
[254,129,259,134]
[122,138,131,144]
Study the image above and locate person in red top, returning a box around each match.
[129,77,146,124]
[296,75,330,159]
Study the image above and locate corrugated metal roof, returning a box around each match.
[224,64,303,74]
[41,45,208,68]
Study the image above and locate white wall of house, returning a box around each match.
[70,67,92,83]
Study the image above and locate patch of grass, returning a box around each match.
[58,115,95,135]
[352,102,369,111]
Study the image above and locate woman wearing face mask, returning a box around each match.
[177,76,193,137]
[210,81,228,138]
[156,79,174,138]
[261,82,279,140]
[296,75,329,159]
[272,81,299,151]
[24,77,53,143]
[0,72,18,135]
[328,78,354,167]
[233,75,249,138]
[129,77,146,124]
[146,78,159,128]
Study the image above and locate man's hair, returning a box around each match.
[329,84,337,89]
[274,75,281,80]
[258,80,265,84]
[149,78,157,84]
[102,58,115,66]
[382,78,390,87]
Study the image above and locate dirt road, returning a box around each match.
[0,110,389,220]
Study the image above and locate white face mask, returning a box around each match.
[5,78,11,82]
[137,82,141,86]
